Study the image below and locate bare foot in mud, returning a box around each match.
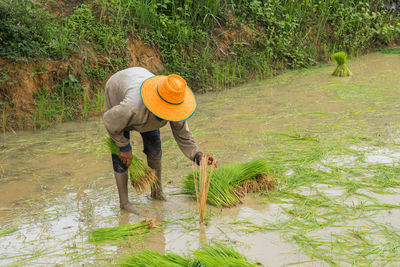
[151,191,167,201]
[120,202,138,214]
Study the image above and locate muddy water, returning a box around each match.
[1,52,400,266]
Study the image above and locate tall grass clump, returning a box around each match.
[88,219,156,243]
[121,244,258,266]
[105,137,157,193]
[193,155,216,224]
[1,103,6,133]
[184,159,276,207]
[332,52,351,77]
[380,46,400,54]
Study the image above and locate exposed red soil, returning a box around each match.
[0,39,164,130]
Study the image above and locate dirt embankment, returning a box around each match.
[0,39,164,130]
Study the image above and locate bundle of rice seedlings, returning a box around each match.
[121,244,258,267]
[184,159,276,207]
[332,51,351,77]
[105,137,157,193]
[193,155,215,223]
[191,244,258,267]
[121,250,190,266]
[88,219,156,243]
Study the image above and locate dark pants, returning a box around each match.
[112,129,162,173]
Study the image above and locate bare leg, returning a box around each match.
[114,171,137,213]
[147,157,166,201]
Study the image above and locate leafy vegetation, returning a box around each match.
[0,0,54,58]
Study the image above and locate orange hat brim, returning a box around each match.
[140,76,197,122]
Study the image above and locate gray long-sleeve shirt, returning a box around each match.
[103,67,201,161]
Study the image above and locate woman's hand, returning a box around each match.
[119,150,133,167]
[199,154,218,168]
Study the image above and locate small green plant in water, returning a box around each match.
[105,137,157,193]
[332,52,352,77]
[88,219,156,243]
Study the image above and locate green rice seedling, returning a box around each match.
[0,227,17,237]
[121,250,190,266]
[105,136,157,193]
[332,52,351,77]
[88,219,156,243]
[121,244,257,266]
[192,244,258,267]
[184,159,276,207]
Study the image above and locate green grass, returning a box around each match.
[183,159,276,207]
[121,244,258,267]
[380,46,400,54]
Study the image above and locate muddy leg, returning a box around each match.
[114,171,137,213]
[147,157,166,200]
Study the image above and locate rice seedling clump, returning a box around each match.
[89,219,156,243]
[332,52,352,77]
[184,159,276,207]
[105,137,157,192]
[121,244,258,266]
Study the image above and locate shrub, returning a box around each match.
[0,0,54,58]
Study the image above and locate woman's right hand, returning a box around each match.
[119,150,132,167]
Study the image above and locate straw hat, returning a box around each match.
[140,74,197,121]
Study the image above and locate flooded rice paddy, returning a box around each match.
[1,52,400,266]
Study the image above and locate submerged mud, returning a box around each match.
[1,52,400,265]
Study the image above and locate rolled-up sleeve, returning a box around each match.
[103,98,135,147]
[170,121,201,161]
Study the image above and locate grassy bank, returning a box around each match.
[0,0,399,130]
